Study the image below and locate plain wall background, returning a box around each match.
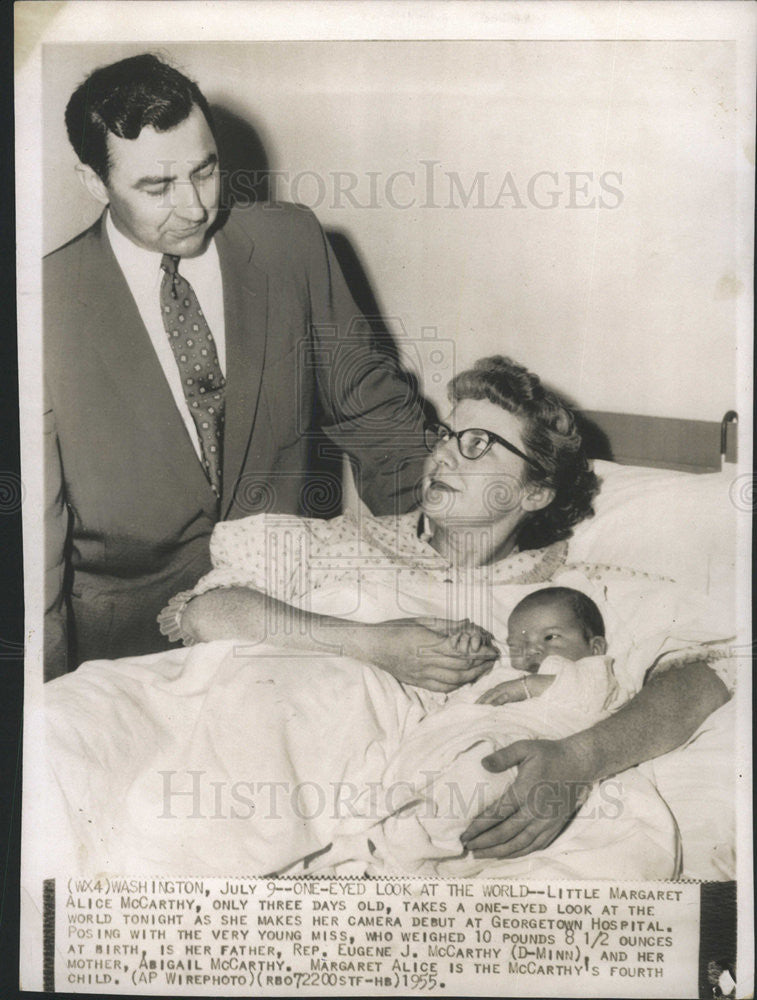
[42,41,748,420]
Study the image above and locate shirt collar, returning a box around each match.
[105,209,167,293]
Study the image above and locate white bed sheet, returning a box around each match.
[43,640,679,881]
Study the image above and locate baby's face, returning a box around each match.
[506,600,603,672]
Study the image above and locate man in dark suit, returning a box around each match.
[44,53,427,680]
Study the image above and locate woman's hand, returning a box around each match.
[181,592,498,692]
[415,617,496,655]
[476,673,555,705]
[460,737,594,857]
[352,618,499,692]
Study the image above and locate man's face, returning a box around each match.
[101,104,219,257]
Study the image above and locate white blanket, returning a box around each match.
[275,655,679,878]
[43,639,679,880]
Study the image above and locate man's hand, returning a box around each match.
[462,661,730,858]
[476,674,555,705]
[355,618,499,692]
[460,738,592,858]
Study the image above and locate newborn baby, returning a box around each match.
[274,587,679,878]
[474,584,608,705]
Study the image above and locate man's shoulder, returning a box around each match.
[220,200,322,254]
[226,199,318,228]
[43,216,111,330]
[44,216,104,280]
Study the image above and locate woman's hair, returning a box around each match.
[65,53,214,183]
[448,355,598,549]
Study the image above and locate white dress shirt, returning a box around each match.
[105,210,226,460]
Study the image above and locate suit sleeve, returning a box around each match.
[44,379,71,680]
[300,210,428,516]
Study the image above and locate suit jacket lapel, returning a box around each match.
[215,217,269,518]
[75,216,216,506]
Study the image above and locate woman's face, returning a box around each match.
[421,398,541,529]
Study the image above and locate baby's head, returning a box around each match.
[507,587,607,673]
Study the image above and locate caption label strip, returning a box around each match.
[57,877,700,997]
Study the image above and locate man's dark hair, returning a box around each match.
[515,586,606,640]
[65,53,214,182]
[449,355,599,550]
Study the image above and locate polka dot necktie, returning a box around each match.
[160,254,226,498]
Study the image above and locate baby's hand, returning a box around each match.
[448,620,497,657]
[413,618,498,656]
[412,617,499,673]
[476,673,555,705]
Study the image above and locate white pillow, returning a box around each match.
[567,460,738,598]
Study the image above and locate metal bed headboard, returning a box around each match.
[578,410,738,474]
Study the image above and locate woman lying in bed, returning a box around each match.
[161,355,732,862]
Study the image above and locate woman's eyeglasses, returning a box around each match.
[424,420,541,469]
